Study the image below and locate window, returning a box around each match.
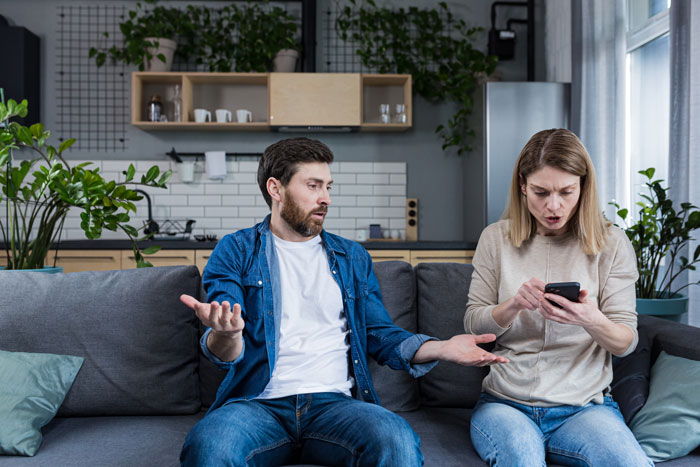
[625,0,670,217]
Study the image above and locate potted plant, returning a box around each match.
[336,0,498,155]
[610,168,700,321]
[0,96,172,270]
[89,1,195,71]
[190,2,299,72]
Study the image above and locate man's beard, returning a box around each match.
[280,194,327,237]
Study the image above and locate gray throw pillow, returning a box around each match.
[0,266,202,416]
[370,260,421,412]
[415,262,489,408]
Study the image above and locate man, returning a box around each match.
[180,137,507,466]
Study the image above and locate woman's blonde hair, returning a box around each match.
[503,128,610,255]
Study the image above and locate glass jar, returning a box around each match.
[146,95,163,122]
[172,85,182,122]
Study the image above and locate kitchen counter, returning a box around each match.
[48,240,477,250]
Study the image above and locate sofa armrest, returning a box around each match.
[638,315,700,362]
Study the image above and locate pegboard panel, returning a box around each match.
[56,4,129,152]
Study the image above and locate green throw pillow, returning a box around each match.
[630,351,700,461]
[0,350,84,456]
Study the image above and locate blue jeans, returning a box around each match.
[470,393,653,467]
[180,392,423,467]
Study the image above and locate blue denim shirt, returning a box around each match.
[201,215,437,412]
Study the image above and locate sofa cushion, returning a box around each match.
[369,260,421,412]
[415,263,489,408]
[630,351,700,462]
[0,350,83,456]
[0,414,204,466]
[0,266,202,416]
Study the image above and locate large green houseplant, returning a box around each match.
[336,0,498,155]
[0,97,171,269]
[610,168,700,319]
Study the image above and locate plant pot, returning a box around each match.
[144,37,177,72]
[273,49,299,72]
[636,292,688,322]
[0,266,63,273]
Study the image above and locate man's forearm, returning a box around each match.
[207,330,243,362]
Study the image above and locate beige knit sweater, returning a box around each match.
[465,220,639,407]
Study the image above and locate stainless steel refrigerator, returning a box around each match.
[463,81,571,243]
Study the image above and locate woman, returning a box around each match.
[465,129,652,466]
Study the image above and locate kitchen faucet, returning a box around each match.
[133,189,159,236]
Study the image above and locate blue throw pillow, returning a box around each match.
[630,351,700,462]
[0,350,84,456]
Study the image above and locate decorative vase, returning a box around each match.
[144,37,177,72]
[273,49,299,72]
[636,292,688,322]
[0,266,63,273]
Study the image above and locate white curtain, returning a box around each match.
[570,0,627,219]
[669,0,700,326]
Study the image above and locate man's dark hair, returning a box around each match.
[257,137,334,208]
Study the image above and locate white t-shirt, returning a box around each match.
[257,233,352,399]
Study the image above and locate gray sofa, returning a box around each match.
[2,261,699,466]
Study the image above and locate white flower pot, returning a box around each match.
[144,37,177,72]
[273,49,299,72]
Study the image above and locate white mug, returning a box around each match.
[215,109,232,123]
[355,230,368,242]
[179,161,195,183]
[236,109,252,123]
[194,108,211,123]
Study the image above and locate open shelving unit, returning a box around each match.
[132,72,412,132]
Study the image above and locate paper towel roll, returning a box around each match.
[205,151,227,180]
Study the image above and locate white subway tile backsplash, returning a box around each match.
[239,184,262,195]
[374,162,406,173]
[52,160,408,241]
[356,196,390,207]
[374,207,405,218]
[356,173,389,185]
[205,206,238,218]
[336,162,375,173]
[188,195,221,206]
[340,207,374,218]
[239,206,270,218]
[339,184,374,196]
[205,183,239,195]
[374,185,406,196]
[390,174,407,185]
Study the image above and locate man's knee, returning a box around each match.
[362,412,422,466]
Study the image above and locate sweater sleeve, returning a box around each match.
[464,225,511,336]
[599,228,640,357]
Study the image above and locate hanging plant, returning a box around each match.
[336,0,498,155]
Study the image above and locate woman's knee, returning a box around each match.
[470,402,546,466]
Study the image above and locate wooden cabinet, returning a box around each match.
[195,249,214,274]
[47,250,122,273]
[367,250,411,263]
[121,249,195,269]
[409,250,474,266]
[269,73,360,126]
[131,72,411,132]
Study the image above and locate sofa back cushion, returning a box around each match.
[369,261,421,411]
[0,265,202,416]
[415,262,488,408]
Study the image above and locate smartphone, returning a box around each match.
[544,282,580,308]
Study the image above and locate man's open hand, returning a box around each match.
[412,334,509,367]
[180,294,244,338]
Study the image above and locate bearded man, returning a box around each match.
[179,137,507,467]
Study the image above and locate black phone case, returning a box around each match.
[545,282,580,307]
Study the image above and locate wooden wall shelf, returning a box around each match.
[131,72,412,132]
